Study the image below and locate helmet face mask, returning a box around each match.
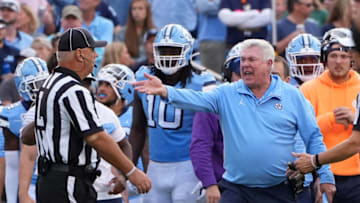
[286,34,324,82]
[154,24,194,75]
[96,64,135,105]
[14,57,49,102]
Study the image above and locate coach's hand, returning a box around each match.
[292,152,314,174]
[133,73,168,98]
[128,168,152,194]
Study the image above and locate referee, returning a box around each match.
[34,28,151,203]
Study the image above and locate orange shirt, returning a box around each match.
[300,70,360,176]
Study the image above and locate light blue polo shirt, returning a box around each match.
[5,31,33,50]
[166,75,333,187]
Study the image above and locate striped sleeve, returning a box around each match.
[63,86,103,137]
[353,94,360,131]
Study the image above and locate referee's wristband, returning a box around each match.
[315,154,322,168]
[125,166,136,178]
[310,155,317,169]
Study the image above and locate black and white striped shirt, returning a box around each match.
[35,67,103,166]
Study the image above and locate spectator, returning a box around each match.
[0,17,19,83]
[0,0,33,50]
[78,0,114,74]
[321,0,352,35]
[78,0,114,43]
[103,0,132,26]
[47,0,76,31]
[96,0,121,35]
[300,28,360,203]
[134,28,157,72]
[50,32,62,53]
[60,5,82,30]
[218,0,272,48]
[196,0,227,74]
[309,0,329,27]
[132,39,330,202]
[116,0,155,63]
[322,0,335,12]
[269,0,321,56]
[31,36,53,61]
[101,41,135,69]
[16,3,39,36]
[276,0,288,20]
[148,0,197,34]
[352,0,360,28]
[0,48,36,105]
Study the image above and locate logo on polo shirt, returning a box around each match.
[239,99,245,106]
[274,103,283,110]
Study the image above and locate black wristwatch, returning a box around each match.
[315,154,322,170]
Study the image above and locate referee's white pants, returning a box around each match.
[143,160,199,203]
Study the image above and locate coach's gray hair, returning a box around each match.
[56,51,75,63]
[240,39,275,69]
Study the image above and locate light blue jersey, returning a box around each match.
[0,101,37,185]
[165,75,333,187]
[136,67,215,162]
[0,101,31,137]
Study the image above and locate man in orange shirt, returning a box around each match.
[299,28,360,203]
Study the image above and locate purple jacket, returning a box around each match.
[190,112,225,188]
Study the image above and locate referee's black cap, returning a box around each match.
[58,28,107,51]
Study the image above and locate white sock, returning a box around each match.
[5,150,19,203]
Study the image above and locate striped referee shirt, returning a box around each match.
[35,67,103,166]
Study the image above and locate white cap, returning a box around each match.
[0,0,20,13]
[323,28,355,47]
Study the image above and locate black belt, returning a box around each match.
[38,157,101,182]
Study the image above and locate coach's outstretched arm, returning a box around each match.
[85,131,152,194]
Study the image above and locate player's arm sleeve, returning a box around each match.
[166,85,221,114]
[190,112,220,187]
[112,115,126,142]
